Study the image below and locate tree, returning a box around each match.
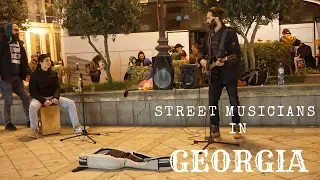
[192,0,304,71]
[55,0,143,83]
[0,0,28,25]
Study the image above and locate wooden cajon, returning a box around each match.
[38,105,61,135]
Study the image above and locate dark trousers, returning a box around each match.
[1,75,30,125]
[91,76,100,83]
[209,73,240,126]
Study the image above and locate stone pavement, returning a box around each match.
[0,126,320,180]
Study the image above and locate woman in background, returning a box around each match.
[89,55,102,83]
[138,51,151,66]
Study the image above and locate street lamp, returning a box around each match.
[155,0,170,56]
[153,0,174,90]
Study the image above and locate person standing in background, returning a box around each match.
[189,43,200,64]
[29,54,38,72]
[89,55,102,83]
[0,23,31,130]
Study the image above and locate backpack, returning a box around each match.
[85,62,91,75]
[242,70,268,85]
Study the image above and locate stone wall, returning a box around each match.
[1,84,320,127]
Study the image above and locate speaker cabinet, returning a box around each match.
[152,56,174,90]
[181,64,200,89]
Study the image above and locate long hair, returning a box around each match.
[138,51,145,60]
[208,7,226,27]
[92,55,102,63]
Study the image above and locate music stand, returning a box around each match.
[60,69,100,144]
[193,63,240,151]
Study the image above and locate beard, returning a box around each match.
[208,19,217,30]
[12,33,20,42]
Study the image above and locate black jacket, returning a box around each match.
[0,23,30,81]
[29,68,60,104]
[297,44,316,69]
[199,27,241,83]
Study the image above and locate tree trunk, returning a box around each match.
[243,41,249,71]
[239,32,250,72]
[248,16,262,70]
[229,22,249,72]
[87,35,113,83]
[103,35,113,83]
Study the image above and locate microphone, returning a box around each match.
[76,63,79,71]
[123,88,139,97]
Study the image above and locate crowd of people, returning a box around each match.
[0,23,84,138]
[124,51,152,81]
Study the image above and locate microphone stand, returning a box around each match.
[60,67,100,144]
[193,60,240,151]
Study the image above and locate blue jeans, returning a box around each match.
[1,75,30,125]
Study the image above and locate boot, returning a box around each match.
[210,125,220,139]
[233,124,242,139]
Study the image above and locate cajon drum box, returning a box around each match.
[38,105,61,135]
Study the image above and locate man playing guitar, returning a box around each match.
[198,7,242,139]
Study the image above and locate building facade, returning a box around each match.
[19,0,63,63]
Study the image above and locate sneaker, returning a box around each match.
[5,123,17,131]
[74,124,90,134]
[74,126,83,134]
[28,129,40,139]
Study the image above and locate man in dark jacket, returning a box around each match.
[198,7,242,139]
[28,54,84,138]
[0,23,31,131]
[294,40,316,72]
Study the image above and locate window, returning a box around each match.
[55,33,61,61]
[45,33,51,56]
[45,4,54,16]
[136,3,158,32]
[30,33,41,54]
[35,3,40,12]
[36,16,41,22]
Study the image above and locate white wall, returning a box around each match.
[238,19,280,44]
[62,31,190,82]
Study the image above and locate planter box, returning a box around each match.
[268,75,320,84]
[303,74,320,84]
[2,84,320,127]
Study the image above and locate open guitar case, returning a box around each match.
[72,148,172,172]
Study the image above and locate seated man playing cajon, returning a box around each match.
[28,54,83,138]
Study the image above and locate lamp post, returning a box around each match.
[155,0,170,55]
[153,0,174,90]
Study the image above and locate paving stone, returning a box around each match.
[0,125,319,180]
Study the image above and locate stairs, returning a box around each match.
[66,56,92,84]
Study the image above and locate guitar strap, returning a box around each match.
[216,29,228,59]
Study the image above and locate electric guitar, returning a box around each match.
[208,54,237,69]
[199,54,237,86]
